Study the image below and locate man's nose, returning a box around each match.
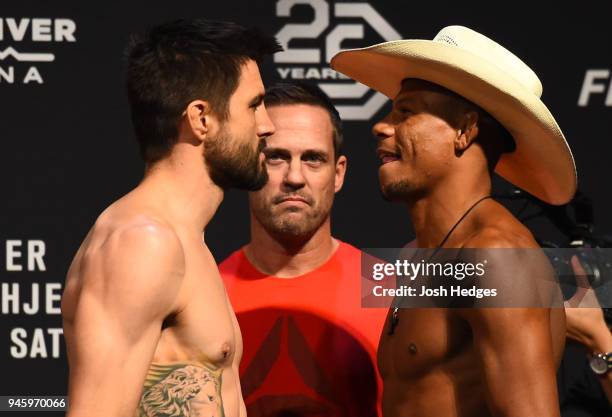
[283,158,306,190]
[372,114,395,141]
[257,104,276,138]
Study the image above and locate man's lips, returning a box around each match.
[376,148,400,164]
[278,197,309,204]
[273,194,313,207]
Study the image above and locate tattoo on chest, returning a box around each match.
[138,363,225,417]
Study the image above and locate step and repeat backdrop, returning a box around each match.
[1,0,611,412]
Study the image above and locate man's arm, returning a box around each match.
[460,307,560,417]
[458,232,561,417]
[569,313,612,403]
[566,255,612,402]
[65,223,184,417]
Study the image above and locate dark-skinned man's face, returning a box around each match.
[372,79,469,201]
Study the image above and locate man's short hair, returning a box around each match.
[264,82,344,160]
[126,19,281,163]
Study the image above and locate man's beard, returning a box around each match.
[252,193,330,240]
[205,126,268,191]
[381,179,416,202]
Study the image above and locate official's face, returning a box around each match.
[249,103,346,238]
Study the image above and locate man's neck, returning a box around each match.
[137,146,223,232]
[244,218,338,278]
[407,174,492,248]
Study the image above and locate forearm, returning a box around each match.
[598,369,612,404]
[589,329,612,404]
[585,323,612,353]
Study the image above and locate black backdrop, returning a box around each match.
[1,0,611,413]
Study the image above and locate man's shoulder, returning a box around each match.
[80,209,185,287]
[218,248,247,278]
[63,213,185,323]
[332,240,364,266]
[464,204,539,249]
[463,225,537,249]
[336,239,361,255]
[94,206,181,253]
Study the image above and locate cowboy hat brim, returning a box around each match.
[331,40,577,205]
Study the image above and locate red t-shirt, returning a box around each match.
[220,241,387,417]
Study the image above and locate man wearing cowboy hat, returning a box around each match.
[331,26,576,417]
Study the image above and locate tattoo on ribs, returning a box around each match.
[138,363,225,417]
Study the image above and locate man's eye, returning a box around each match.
[304,155,325,164]
[397,107,412,115]
[265,154,285,164]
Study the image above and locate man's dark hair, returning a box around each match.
[126,19,281,163]
[264,82,344,160]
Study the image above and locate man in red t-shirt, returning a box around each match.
[220,82,387,417]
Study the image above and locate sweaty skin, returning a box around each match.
[373,79,565,417]
[62,60,274,417]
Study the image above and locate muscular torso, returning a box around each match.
[63,205,244,417]
[378,307,565,417]
[378,202,566,417]
[137,237,243,417]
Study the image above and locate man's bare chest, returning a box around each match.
[377,308,473,379]
[152,249,240,367]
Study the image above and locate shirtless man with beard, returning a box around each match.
[331,26,576,417]
[61,19,280,417]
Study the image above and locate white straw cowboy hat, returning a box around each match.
[330,25,576,205]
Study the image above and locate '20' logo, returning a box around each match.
[274,0,401,120]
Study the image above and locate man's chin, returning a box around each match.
[267,215,313,237]
[380,180,415,202]
[276,210,307,223]
[245,170,269,192]
[231,164,269,192]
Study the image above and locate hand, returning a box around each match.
[564,256,612,352]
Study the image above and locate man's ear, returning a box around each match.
[454,111,479,155]
[334,155,347,193]
[184,100,215,143]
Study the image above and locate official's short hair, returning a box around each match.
[264,82,344,160]
[126,19,281,163]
